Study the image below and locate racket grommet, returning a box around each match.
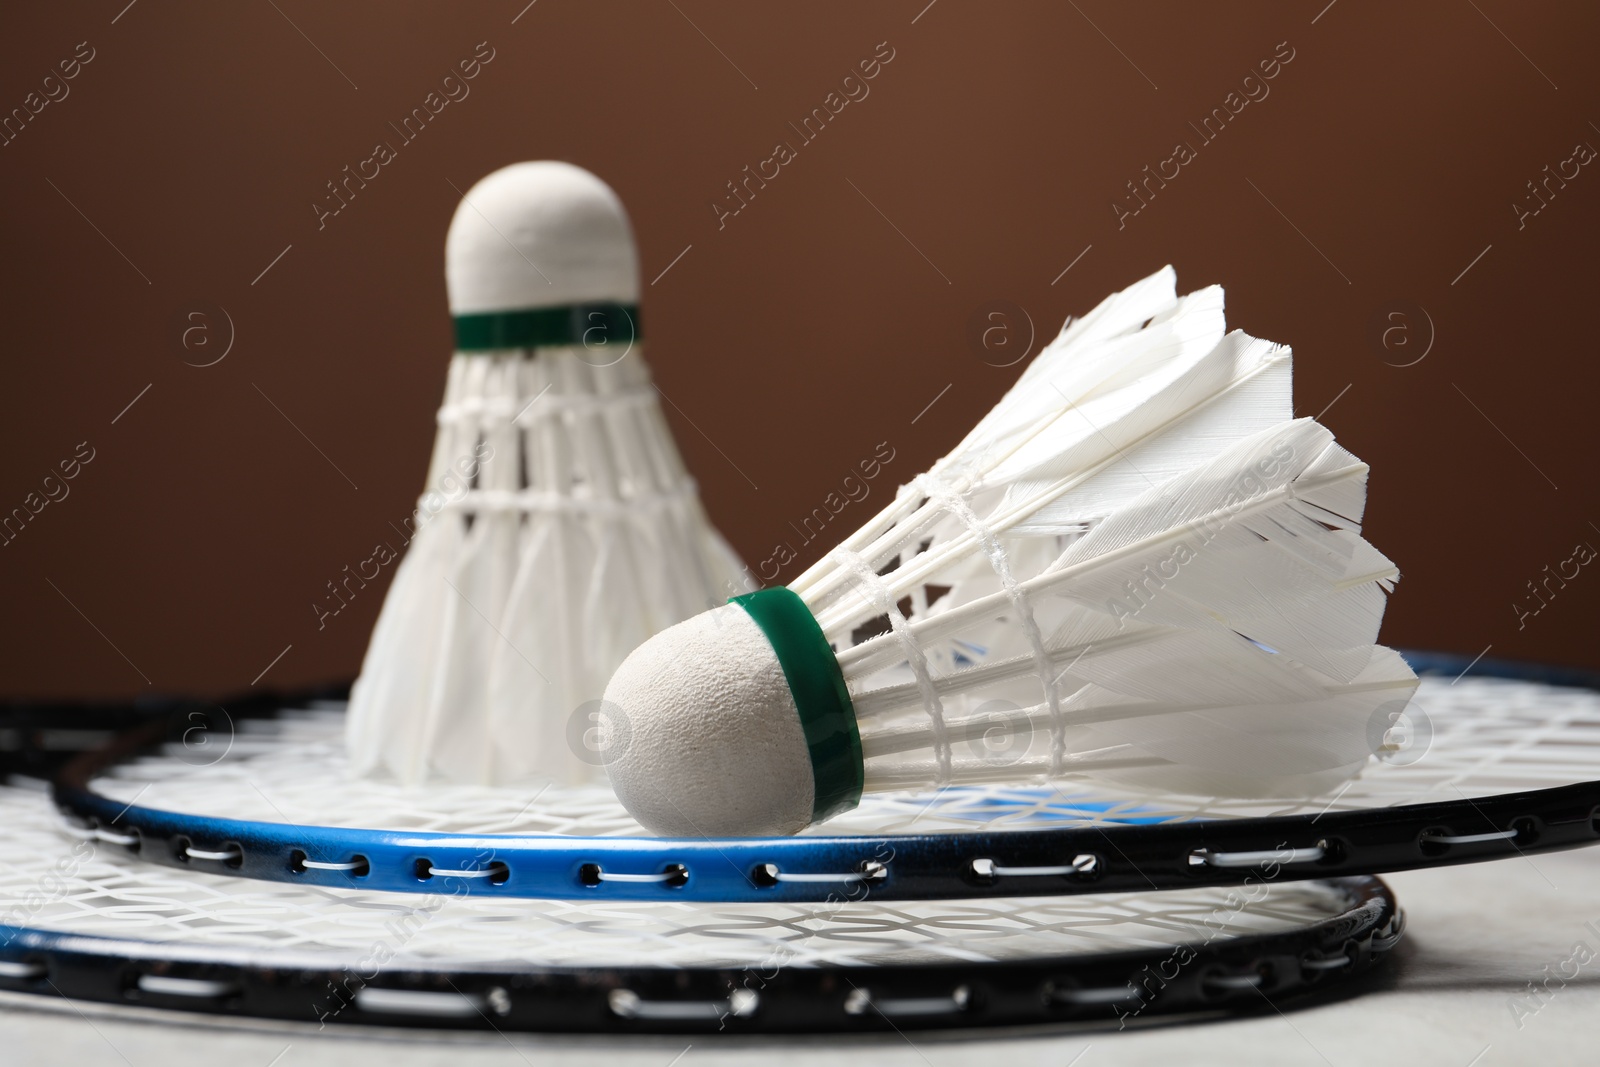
[1042,979,1140,1011]
[968,858,998,885]
[858,860,888,884]
[486,986,512,1016]
[728,987,760,1018]
[413,858,435,881]
[1510,816,1541,846]
[578,863,603,887]
[0,958,47,985]
[750,863,780,888]
[1417,826,1452,857]
[1198,962,1269,999]
[662,863,688,888]
[288,849,308,875]
[486,861,511,885]
[1301,940,1359,977]
[1372,912,1406,951]
[350,854,371,877]
[1070,853,1102,880]
[178,841,243,866]
[1314,837,1348,867]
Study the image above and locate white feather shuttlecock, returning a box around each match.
[346,161,747,786]
[602,266,1418,836]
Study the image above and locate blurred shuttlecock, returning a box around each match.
[602,266,1418,835]
[346,161,746,786]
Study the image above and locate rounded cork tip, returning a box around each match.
[445,161,639,315]
[601,605,817,837]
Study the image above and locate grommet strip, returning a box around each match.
[1049,984,1140,1006]
[355,987,485,1019]
[1302,954,1353,971]
[971,855,1099,879]
[62,823,139,847]
[580,863,689,887]
[749,861,889,888]
[609,988,759,1021]
[1187,846,1326,868]
[769,871,864,883]
[183,845,241,863]
[1419,829,1518,846]
[845,985,970,1017]
[426,865,499,879]
[137,975,237,998]
[594,870,677,883]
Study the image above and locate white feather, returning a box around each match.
[799,269,1414,801]
[347,346,747,786]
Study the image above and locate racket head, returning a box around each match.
[0,890,1400,1033]
[1,758,1403,1032]
[47,657,1600,902]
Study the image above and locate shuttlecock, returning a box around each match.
[346,161,747,786]
[602,267,1418,836]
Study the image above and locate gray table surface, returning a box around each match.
[3,845,1594,1067]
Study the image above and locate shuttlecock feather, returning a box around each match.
[346,161,746,786]
[600,267,1416,835]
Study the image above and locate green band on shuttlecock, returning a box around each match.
[452,302,640,352]
[732,587,864,823]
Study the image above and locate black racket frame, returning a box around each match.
[0,877,1399,1033]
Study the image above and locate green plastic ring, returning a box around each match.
[731,587,865,823]
[452,302,640,352]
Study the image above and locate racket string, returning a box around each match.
[608,987,760,1022]
[60,822,139,848]
[1186,845,1328,869]
[969,855,1102,882]
[87,678,1600,838]
[1300,953,1355,971]
[182,845,242,864]
[751,860,889,887]
[1418,829,1518,846]
[844,984,971,1018]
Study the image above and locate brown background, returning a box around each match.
[1,1,1595,701]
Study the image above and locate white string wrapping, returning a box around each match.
[913,473,1068,775]
[834,548,954,783]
